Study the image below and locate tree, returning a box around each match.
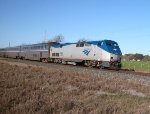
[78,38,88,42]
[143,55,150,61]
[124,54,134,61]
[123,53,146,61]
[49,34,64,43]
[134,53,144,61]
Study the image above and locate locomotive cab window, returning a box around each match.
[106,42,112,46]
[76,44,80,47]
[80,43,84,47]
[76,43,84,47]
[98,42,103,46]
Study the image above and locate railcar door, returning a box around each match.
[40,52,42,58]
[48,43,51,57]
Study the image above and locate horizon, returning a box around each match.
[0,0,150,55]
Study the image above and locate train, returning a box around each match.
[0,42,49,61]
[0,40,122,69]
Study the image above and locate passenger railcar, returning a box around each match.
[0,43,49,61]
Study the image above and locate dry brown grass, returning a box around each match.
[0,60,150,114]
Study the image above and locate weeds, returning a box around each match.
[0,61,150,114]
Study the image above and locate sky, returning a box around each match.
[0,0,150,55]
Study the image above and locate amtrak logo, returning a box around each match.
[82,48,91,56]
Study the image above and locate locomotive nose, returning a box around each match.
[110,54,121,61]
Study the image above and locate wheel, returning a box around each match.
[41,58,47,62]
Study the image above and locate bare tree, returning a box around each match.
[78,38,88,42]
[49,34,64,43]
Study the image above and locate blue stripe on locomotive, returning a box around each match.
[51,40,122,55]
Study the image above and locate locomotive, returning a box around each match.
[49,40,122,68]
[0,40,122,69]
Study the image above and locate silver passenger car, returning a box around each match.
[0,43,49,61]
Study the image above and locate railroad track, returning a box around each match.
[77,64,150,77]
[0,57,150,77]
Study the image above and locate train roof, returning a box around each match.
[21,42,49,47]
[54,40,118,46]
[0,40,118,49]
[51,40,118,48]
[1,42,49,49]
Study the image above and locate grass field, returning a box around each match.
[122,61,150,72]
[0,60,150,114]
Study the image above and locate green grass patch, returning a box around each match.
[122,61,150,72]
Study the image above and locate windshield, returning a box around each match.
[106,42,118,47]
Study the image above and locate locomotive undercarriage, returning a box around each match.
[47,58,121,69]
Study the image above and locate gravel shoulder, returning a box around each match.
[0,57,150,86]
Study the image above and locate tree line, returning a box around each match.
[122,53,150,61]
